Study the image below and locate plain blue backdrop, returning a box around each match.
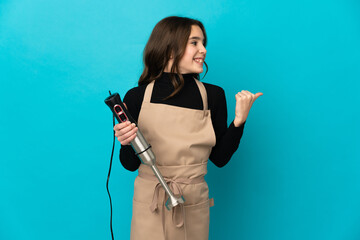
[1,0,360,239]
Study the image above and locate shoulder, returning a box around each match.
[202,81,226,99]
[124,85,147,97]
[200,81,227,112]
[121,84,149,120]
[123,85,147,102]
[122,84,149,114]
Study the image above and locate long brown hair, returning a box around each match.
[138,16,208,99]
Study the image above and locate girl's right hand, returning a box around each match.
[114,121,138,145]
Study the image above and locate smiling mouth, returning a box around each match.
[194,58,204,63]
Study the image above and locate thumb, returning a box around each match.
[123,102,128,109]
[254,92,263,100]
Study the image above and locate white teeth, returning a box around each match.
[194,59,203,63]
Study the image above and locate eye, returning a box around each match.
[191,41,197,46]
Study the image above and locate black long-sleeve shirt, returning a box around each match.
[119,73,245,171]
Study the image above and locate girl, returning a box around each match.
[114,16,262,240]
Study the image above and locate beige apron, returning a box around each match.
[130,79,216,240]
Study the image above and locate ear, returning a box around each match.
[164,58,174,72]
[169,50,174,59]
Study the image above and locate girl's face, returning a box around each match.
[178,25,207,74]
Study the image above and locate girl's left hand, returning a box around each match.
[233,90,263,127]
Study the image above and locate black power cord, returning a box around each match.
[106,90,115,240]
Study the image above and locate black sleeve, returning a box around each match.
[118,87,145,171]
[207,85,245,168]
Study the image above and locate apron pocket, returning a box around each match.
[183,199,211,240]
[131,199,164,240]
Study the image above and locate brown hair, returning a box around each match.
[138,16,208,99]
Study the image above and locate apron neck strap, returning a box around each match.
[194,79,208,111]
[143,81,155,103]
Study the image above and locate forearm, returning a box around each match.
[209,121,245,167]
[119,145,141,171]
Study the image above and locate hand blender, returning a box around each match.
[105,93,185,210]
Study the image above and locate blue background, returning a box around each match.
[1,0,360,239]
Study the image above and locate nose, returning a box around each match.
[199,44,207,55]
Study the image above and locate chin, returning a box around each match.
[192,67,204,74]
[180,67,203,74]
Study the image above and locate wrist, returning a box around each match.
[233,118,245,127]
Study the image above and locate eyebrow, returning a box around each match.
[189,36,203,41]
